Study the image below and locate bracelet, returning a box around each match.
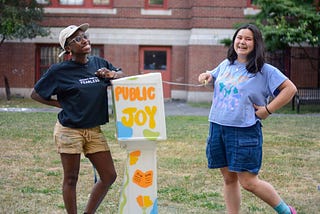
[265,105,272,114]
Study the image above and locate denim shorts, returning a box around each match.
[206,122,263,174]
[53,121,110,155]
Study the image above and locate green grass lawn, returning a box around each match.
[0,98,319,213]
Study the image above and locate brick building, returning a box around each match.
[0,0,318,102]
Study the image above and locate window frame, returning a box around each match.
[139,46,171,73]
[143,50,167,71]
[144,0,168,10]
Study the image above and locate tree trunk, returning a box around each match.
[4,76,11,100]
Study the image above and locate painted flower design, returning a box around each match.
[136,195,153,214]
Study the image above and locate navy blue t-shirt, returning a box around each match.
[34,56,118,128]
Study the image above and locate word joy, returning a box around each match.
[121,106,157,128]
[114,86,156,101]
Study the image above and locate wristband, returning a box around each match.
[265,105,272,114]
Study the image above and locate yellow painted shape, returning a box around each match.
[129,150,141,165]
[143,129,160,140]
[136,195,153,208]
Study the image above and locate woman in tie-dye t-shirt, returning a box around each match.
[198,24,297,214]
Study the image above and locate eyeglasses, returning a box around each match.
[67,33,89,46]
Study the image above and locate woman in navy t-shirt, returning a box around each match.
[31,23,124,214]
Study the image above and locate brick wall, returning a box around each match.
[103,44,140,77]
[0,43,36,88]
[186,45,227,91]
[170,46,187,91]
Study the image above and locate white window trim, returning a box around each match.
[243,7,261,16]
[36,0,50,4]
[44,8,117,14]
[59,0,84,5]
[141,8,172,16]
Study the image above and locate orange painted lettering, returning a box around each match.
[114,86,156,101]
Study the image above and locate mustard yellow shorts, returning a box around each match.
[53,121,110,155]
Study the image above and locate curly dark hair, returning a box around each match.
[227,24,265,74]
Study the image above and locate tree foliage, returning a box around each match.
[249,0,320,51]
[0,0,49,45]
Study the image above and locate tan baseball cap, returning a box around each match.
[58,23,89,57]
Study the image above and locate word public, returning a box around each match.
[114,86,155,101]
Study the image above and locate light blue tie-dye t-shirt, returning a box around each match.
[208,59,287,127]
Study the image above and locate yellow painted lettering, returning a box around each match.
[121,107,137,127]
[135,110,147,126]
[145,106,157,129]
